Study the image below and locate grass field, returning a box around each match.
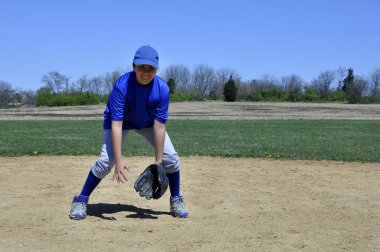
[0,119,379,162]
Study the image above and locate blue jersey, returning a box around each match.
[103,71,170,130]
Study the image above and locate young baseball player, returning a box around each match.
[69,45,188,219]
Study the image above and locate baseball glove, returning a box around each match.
[134,163,169,200]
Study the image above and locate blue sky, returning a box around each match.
[1,0,379,91]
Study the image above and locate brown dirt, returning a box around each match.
[1,102,380,251]
[0,156,379,251]
[1,101,380,120]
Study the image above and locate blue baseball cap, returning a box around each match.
[133,45,159,69]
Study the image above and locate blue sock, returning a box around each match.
[80,170,101,197]
[166,170,180,198]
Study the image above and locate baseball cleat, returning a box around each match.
[170,196,189,218]
[69,195,89,220]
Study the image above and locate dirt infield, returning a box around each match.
[0,156,379,251]
[1,102,380,251]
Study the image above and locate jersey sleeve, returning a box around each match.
[109,78,126,122]
[155,87,170,124]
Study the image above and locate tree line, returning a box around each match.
[162,65,380,104]
[1,64,379,107]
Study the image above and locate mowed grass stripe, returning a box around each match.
[0,120,379,162]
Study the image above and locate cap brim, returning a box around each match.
[133,59,159,69]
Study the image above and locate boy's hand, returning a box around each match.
[113,162,131,183]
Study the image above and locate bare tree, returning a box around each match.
[0,80,13,106]
[243,79,260,93]
[161,64,191,92]
[335,66,347,90]
[20,90,35,105]
[104,69,124,94]
[369,67,380,98]
[256,73,280,92]
[281,74,304,101]
[311,70,335,98]
[260,73,279,87]
[348,76,368,103]
[240,74,278,97]
[41,71,69,93]
[88,75,105,96]
[191,64,215,100]
[237,80,252,94]
[76,75,89,93]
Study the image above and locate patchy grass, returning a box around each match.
[0,120,379,162]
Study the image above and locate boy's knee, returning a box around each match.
[91,158,114,179]
[163,152,180,174]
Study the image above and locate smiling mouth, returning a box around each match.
[138,75,152,83]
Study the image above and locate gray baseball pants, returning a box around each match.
[91,128,180,179]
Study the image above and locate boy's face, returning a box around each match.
[134,64,156,85]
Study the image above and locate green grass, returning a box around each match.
[0,120,379,162]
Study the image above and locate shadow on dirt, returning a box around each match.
[87,203,170,220]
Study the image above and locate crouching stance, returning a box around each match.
[69,45,188,219]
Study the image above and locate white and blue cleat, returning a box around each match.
[69,195,89,220]
[170,196,189,218]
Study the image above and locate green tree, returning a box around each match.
[342,68,354,93]
[223,75,237,102]
[35,87,52,106]
[301,86,320,102]
[342,68,366,104]
[167,78,176,94]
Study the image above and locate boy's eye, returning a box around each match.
[137,66,155,73]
